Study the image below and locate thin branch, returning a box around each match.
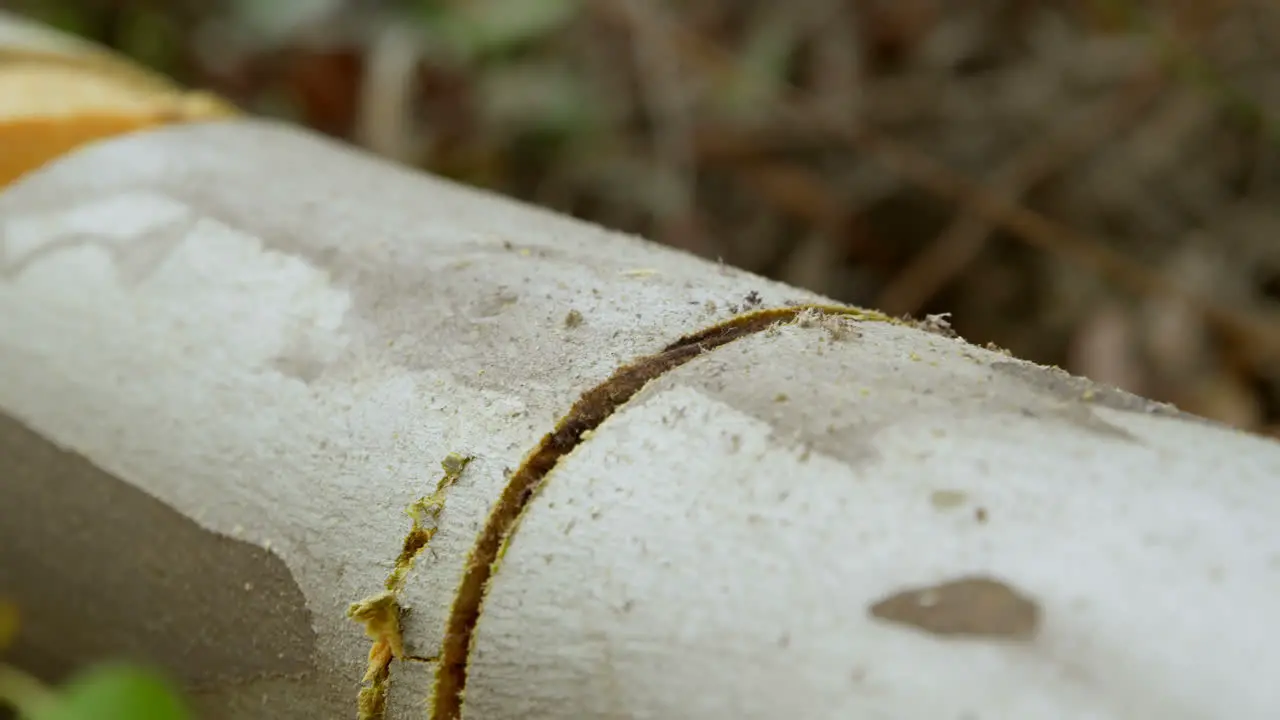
[617,6,1280,366]
[612,0,697,226]
[851,123,1280,364]
[876,70,1165,316]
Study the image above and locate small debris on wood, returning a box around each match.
[793,307,860,341]
[869,575,1040,641]
[917,312,958,338]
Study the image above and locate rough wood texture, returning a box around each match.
[1,116,1278,720]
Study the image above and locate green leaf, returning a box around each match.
[0,600,17,651]
[227,0,345,43]
[33,664,190,720]
[478,60,599,137]
[419,0,581,62]
[712,8,798,119]
[462,0,580,55]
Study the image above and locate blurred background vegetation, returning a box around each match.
[4,0,1279,436]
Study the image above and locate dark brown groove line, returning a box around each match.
[431,303,890,719]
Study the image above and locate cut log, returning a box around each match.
[1,15,1278,720]
[0,9,236,189]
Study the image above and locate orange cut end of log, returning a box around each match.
[0,59,238,189]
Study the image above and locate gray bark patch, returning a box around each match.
[0,412,317,686]
[868,575,1041,641]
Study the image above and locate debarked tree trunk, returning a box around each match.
[1,19,1279,720]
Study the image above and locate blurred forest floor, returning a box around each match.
[7,0,1279,437]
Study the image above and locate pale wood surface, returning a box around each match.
[1,16,1278,720]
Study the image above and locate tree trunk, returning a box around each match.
[2,14,1279,720]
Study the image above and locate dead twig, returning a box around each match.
[850,123,1280,365]
[875,69,1165,316]
[628,7,1280,367]
[611,0,697,231]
